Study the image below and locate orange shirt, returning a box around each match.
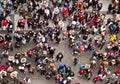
[114,0,119,6]
[63,31,68,37]
[77,2,83,11]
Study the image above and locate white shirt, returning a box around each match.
[42,36,45,42]
[45,9,50,15]
[54,7,59,14]
[58,21,64,28]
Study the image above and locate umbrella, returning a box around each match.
[0,35,4,43]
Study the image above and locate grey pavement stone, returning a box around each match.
[0,0,117,84]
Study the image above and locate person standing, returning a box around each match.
[56,52,64,61]
[73,57,79,66]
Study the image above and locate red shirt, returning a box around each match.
[78,14,84,22]
[27,50,34,56]
[0,65,7,71]
[93,76,101,81]
[93,18,99,24]
[118,28,120,33]
[1,41,7,47]
[115,69,120,75]
[108,51,114,57]
[19,19,26,26]
[62,8,68,15]
[2,20,8,26]
[78,70,86,75]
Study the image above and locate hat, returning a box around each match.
[44,0,46,3]
[103,52,107,56]
[111,59,115,62]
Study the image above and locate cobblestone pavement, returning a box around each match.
[0,0,117,84]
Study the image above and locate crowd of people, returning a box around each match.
[0,0,120,84]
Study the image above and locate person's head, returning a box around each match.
[115,80,120,84]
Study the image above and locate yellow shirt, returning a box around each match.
[110,35,116,43]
